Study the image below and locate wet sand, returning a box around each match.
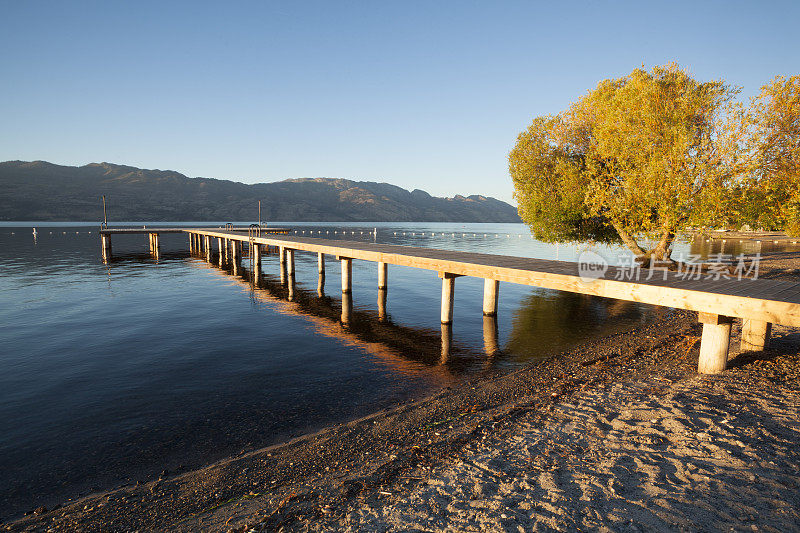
[6,252,800,532]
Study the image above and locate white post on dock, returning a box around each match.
[483,279,499,316]
[378,262,388,290]
[101,234,112,262]
[440,323,452,364]
[341,291,353,325]
[483,315,499,356]
[231,239,239,264]
[698,313,734,374]
[440,273,457,324]
[741,319,772,352]
[378,288,388,321]
[286,249,295,277]
[317,272,325,297]
[340,258,352,293]
[252,243,262,273]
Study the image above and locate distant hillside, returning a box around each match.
[0,161,521,223]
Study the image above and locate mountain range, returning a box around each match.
[0,160,521,223]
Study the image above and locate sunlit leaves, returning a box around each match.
[510,63,744,259]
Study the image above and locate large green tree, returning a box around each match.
[733,75,800,235]
[510,63,742,264]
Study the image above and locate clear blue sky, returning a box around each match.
[2,1,799,204]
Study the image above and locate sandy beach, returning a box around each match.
[6,254,800,532]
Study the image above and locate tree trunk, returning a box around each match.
[610,220,647,261]
[651,227,675,262]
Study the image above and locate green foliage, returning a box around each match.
[738,75,800,231]
[510,63,743,259]
[509,116,617,244]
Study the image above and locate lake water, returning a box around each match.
[0,221,771,519]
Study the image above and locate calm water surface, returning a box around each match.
[2,221,772,519]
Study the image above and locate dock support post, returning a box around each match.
[440,273,457,324]
[741,319,772,352]
[101,234,112,262]
[317,273,325,297]
[698,313,734,374]
[217,238,224,266]
[231,240,239,264]
[483,315,499,356]
[483,279,499,316]
[148,233,154,253]
[287,275,295,301]
[278,248,285,285]
[204,236,212,262]
[318,252,325,274]
[340,258,352,293]
[152,233,159,258]
[378,262,388,290]
[252,243,262,273]
[378,288,388,321]
[286,249,295,277]
[188,234,194,253]
[341,292,353,325]
[440,323,452,364]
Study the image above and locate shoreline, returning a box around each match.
[6,254,800,532]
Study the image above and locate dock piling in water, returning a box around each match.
[341,291,353,324]
[440,273,457,324]
[252,243,262,272]
[378,288,388,321]
[378,261,388,290]
[483,279,499,316]
[341,258,352,293]
[286,249,295,277]
[483,315,499,356]
[101,234,112,262]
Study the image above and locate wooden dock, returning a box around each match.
[101,227,800,375]
[98,225,290,261]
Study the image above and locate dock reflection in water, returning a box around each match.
[206,251,661,378]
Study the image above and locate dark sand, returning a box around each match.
[6,252,800,532]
